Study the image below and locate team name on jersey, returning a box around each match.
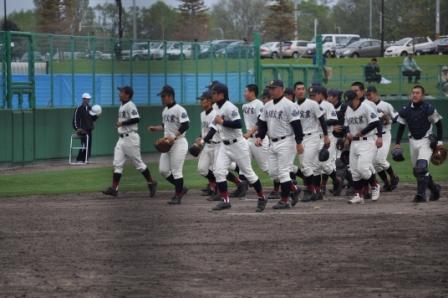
[243,106,261,115]
[346,115,365,125]
[299,110,312,119]
[163,112,187,123]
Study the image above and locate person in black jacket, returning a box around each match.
[72,93,97,162]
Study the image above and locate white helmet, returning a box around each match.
[89,104,102,116]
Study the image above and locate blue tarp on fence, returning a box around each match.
[5,72,254,109]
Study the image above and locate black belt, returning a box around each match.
[206,140,221,144]
[119,133,129,138]
[271,136,288,142]
[223,139,238,145]
[352,136,368,141]
[409,135,425,140]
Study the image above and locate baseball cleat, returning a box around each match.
[345,187,355,196]
[147,181,157,198]
[102,187,118,197]
[301,189,315,202]
[201,188,216,196]
[272,200,291,209]
[383,183,392,192]
[371,184,380,201]
[267,190,280,200]
[429,184,441,201]
[390,175,399,191]
[332,177,343,196]
[168,188,188,205]
[413,194,427,203]
[348,193,364,204]
[230,180,249,198]
[207,194,222,202]
[256,198,267,212]
[212,201,231,211]
[290,187,301,207]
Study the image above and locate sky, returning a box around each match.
[0,0,220,14]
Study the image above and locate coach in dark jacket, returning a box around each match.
[73,93,97,162]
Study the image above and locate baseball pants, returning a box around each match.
[374,131,391,172]
[159,137,188,179]
[321,134,337,175]
[349,137,377,181]
[214,138,259,184]
[268,136,296,183]
[298,133,322,177]
[248,137,270,173]
[409,137,433,167]
[113,132,147,174]
[197,143,218,176]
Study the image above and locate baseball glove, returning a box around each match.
[189,143,204,157]
[154,137,174,153]
[391,147,405,162]
[431,145,447,166]
[318,147,330,162]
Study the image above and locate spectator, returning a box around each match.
[72,93,98,162]
[401,54,421,84]
[438,66,448,96]
[365,58,381,83]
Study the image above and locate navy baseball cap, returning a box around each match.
[197,90,213,100]
[366,85,377,94]
[157,85,175,97]
[117,86,134,98]
[267,79,284,88]
[344,90,357,102]
[284,87,294,96]
[212,82,229,99]
[261,87,270,99]
[206,80,221,90]
[328,89,342,97]
[313,85,327,96]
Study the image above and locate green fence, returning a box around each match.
[1,100,447,164]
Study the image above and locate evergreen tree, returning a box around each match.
[175,0,209,41]
[262,0,295,41]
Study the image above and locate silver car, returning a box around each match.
[282,40,309,58]
[336,39,383,58]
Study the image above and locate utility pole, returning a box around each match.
[436,0,440,39]
[3,0,7,31]
[369,0,372,38]
[294,0,300,39]
[132,0,137,41]
[380,0,384,57]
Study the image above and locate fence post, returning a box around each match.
[147,41,151,104]
[253,32,261,91]
[5,31,12,109]
[70,35,75,107]
[49,34,54,107]
[314,34,323,84]
[111,38,115,106]
[91,36,96,104]
[28,33,35,109]
[180,42,184,103]
[163,40,167,85]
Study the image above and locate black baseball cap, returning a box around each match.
[313,85,327,96]
[366,85,377,94]
[284,87,294,96]
[157,85,175,97]
[328,89,342,97]
[117,86,134,98]
[344,90,357,102]
[197,90,213,100]
[261,87,270,99]
[212,82,229,99]
[267,79,284,88]
[206,80,221,90]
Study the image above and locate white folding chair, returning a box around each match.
[69,133,89,165]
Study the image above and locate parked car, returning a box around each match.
[260,41,291,58]
[335,39,383,58]
[282,40,309,58]
[435,38,448,55]
[305,34,360,57]
[384,37,435,57]
[215,41,253,58]
[328,36,361,57]
[121,42,150,60]
[20,51,48,62]
[166,42,193,59]
[198,40,239,58]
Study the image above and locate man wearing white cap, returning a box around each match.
[72,92,98,162]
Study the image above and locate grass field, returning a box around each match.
[1,144,447,197]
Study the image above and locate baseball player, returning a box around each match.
[256,80,303,209]
[148,85,189,205]
[295,82,330,202]
[344,90,382,204]
[312,86,343,196]
[202,83,267,212]
[366,86,400,191]
[102,86,157,197]
[284,87,294,101]
[394,85,443,202]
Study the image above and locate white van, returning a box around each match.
[306,34,360,57]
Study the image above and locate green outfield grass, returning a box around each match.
[0,144,446,198]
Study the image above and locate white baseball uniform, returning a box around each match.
[242,98,269,173]
[297,98,325,177]
[260,97,300,183]
[197,108,221,177]
[113,100,147,174]
[372,100,398,172]
[159,103,189,179]
[214,100,259,184]
[320,99,338,175]
[345,100,379,181]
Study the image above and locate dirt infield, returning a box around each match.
[1,185,447,297]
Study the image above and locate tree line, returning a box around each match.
[1,0,447,42]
